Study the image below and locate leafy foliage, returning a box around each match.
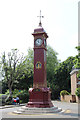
[14,48,34,90]
[5,89,29,104]
[1,49,25,96]
[46,46,59,84]
[54,57,74,90]
[75,87,80,97]
[60,90,70,96]
[50,56,75,99]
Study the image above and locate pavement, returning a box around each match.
[0,101,63,109]
[1,101,79,119]
[0,103,25,109]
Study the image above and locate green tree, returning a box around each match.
[51,56,75,99]
[1,49,25,97]
[46,46,59,85]
[55,56,75,91]
[15,48,34,90]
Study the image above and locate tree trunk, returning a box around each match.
[9,87,12,97]
[8,79,13,97]
[5,87,12,102]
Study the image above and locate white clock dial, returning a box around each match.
[35,38,42,46]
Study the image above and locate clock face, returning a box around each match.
[35,38,42,46]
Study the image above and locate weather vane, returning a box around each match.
[37,10,44,26]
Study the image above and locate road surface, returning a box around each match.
[0,101,79,119]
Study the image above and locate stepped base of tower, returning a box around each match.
[27,88,53,108]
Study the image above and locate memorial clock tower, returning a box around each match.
[27,11,53,108]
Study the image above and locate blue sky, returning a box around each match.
[0,0,79,61]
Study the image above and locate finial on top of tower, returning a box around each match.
[37,10,44,27]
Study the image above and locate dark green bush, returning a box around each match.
[51,84,60,100]
[18,90,29,103]
[0,94,7,105]
[5,89,29,104]
[5,96,12,105]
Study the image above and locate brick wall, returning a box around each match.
[70,69,78,95]
[71,72,77,95]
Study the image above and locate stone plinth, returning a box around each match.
[13,106,62,115]
[27,88,53,108]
